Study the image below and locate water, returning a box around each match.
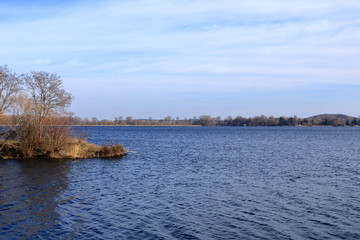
[1,127,360,239]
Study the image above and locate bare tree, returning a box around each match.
[0,65,23,114]
[3,71,74,157]
[23,71,73,126]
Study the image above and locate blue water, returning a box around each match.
[1,127,360,239]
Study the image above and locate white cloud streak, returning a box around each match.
[1,0,360,91]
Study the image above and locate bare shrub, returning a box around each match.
[15,114,71,158]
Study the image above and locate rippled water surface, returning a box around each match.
[1,127,360,239]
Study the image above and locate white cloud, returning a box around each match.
[1,0,360,90]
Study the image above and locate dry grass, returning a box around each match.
[0,115,126,159]
[0,137,126,159]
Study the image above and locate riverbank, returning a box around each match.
[0,138,126,159]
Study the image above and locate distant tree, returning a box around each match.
[116,116,123,124]
[233,116,245,126]
[224,116,233,126]
[323,118,330,125]
[294,115,299,126]
[267,116,278,126]
[126,116,133,125]
[225,116,233,121]
[215,116,221,126]
[91,117,98,123]
[279,117,288,126]
[288,117,294,126]
[198,115,214,126]
[0,65,23,114]
[164,116,172,121]
[352,118,358,126]
[72,116,83,125]
[252,115,268,126]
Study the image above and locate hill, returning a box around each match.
[306,114,353,120]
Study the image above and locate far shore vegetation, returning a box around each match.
[68,114,360,127]
[0,65,125,159]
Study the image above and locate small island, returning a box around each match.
[0,137,125,159]
[0,65,125,159]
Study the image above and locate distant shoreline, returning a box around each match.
[69,125,358,127]
[71,125,202,127]
[1,125,357,127]
[68,114,360,127]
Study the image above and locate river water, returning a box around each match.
[1,127,360,239]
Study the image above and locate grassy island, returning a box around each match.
[0,138,126,159]
[0,65,126,160]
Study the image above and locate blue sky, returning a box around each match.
[1,0,360,119]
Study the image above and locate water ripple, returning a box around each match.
[1,127,360,239]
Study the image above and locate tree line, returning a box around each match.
[70,114,360,127]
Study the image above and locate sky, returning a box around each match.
[1,0,360,119]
